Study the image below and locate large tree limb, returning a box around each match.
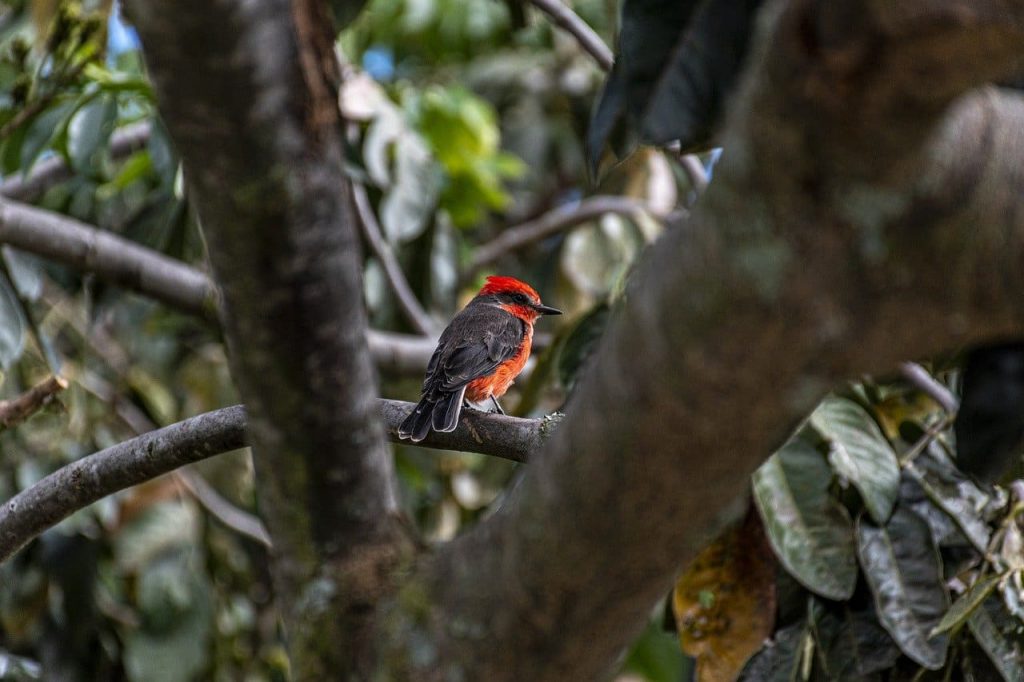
[387,2,1024,679]
[0,401,544,564]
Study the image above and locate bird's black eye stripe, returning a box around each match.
[511,292,530,304]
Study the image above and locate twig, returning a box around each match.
[899,362,959,414]
[0,122,152,202]
[0,400,554,562]
[679,154,710,196]
[0,375,68,430]
[466,196,661,276]
[352,183,436,335]
[528,0,613,71]
[173,468,272,547]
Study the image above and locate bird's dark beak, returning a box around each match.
[534,304,562,316]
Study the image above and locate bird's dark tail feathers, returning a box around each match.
[398,387,467,442]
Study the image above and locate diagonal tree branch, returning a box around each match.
[387,2,1024,678]
[0,195,441,372]
[352,182,437,335]
[0,400,547,564]
[0,196,219,320]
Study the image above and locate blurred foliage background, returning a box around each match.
[1,0,1022,681]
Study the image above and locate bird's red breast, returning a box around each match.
[464,324,533,402]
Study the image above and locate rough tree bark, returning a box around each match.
[118,0,1024,679]
[123,0,412,676]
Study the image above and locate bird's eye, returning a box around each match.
[513,293,529,304]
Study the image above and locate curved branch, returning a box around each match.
[0,400,548,564]
[0,122,151,202]
[528,0,613,71]
[466,196,662,276]
[899,362,959,414]
[352,182,437,335]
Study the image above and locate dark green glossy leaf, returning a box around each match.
[857,505,949,669]
[19,100,76,173]
[587,0,764,171]
[587,0,699,171]
[809,599,901,679]
[737,622,807,682]
[811,396,900,524]
[905,445,992,552]
[67,94,117,173]
[2,248,43,302]
[642,0,763,148]
[932,573,1002,637]
[1,121,29,176]
[753,435,858,600]
[969,593,1024,682]
[557,303,609,392]
[0,271,26,370]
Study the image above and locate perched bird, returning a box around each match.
[398,276,561,442]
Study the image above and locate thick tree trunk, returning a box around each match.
[125,0,411,676]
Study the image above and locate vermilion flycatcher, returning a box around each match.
[398,276,561,442]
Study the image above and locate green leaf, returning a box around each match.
[932,573,1002,637]
[968,593,1024,682]
[811,396,900,524]
[0,272,26,370]
[905,446,992,552]
[67,93,117,173]
[2,248,43,302]
[642,0,764,148]
[19,100,76,173]
[737,622,807,682]
[557,303,610,392]
[809,599,901,679]
[857,504,949,669]
[753,435,858,600]
[124,551,213,682]
[1,121,29,176]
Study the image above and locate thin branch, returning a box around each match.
[0,122,152,202]
[679,154,710,196]
[0,400,549,563]
[528,0,613,71]
[0,375,67,430]
[173,468,273,547]
[466,196,662,277]
[899,362,959,414]
[352,182,437,335]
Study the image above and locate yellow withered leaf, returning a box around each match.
[672,505,777,682]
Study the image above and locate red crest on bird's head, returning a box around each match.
[477,275,540,301]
